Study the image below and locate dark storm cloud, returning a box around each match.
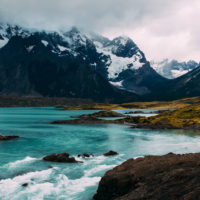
[0,0,199,60]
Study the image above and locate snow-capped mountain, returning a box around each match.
[88,32,167,94]
[0,23,167,99]
[151,59,199,79]
[150,64,200,101]
[92,35,146,79]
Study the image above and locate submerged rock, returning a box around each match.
[0,134,19,141]
[43,153,82,163]
[103,151,118,156]
[94,152,200,200]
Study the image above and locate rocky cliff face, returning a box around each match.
[94,152,200,200]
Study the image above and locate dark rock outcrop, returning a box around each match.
[74,110,125,118]
[43,153,82,163]
[124,111,135,114]
[94,152,200,200]
[51,110,125,124]
[103,151,118,156]
[0,134,19,141]
[51,116,117,125]
[125,110,144,114]
[78,153,94,158]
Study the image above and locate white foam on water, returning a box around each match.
[84,164,116,177]
[55,174,101,196]
[87,155,107,164]
[8,156,40,168]
[0,164,101,200]
[0,168,54,200]
[15,182,55,200]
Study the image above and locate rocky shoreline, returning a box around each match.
[51,105,200,131]
[42,151,118,163]
[51,110,124,125]
[73,110,125,118]
[94,152,200,200]
[51,116,118,125]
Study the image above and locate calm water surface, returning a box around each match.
[0,107,200,200]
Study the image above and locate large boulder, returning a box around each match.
[43,153,82,163]
[103,151,118,156]
[94,152,200,200]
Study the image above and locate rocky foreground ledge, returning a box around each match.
[94,152,200,200]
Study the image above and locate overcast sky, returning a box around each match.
[0,0,199,61]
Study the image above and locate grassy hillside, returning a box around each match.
[64,97,200,110]
[118,102,200,130]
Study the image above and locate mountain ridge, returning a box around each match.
[0,23,167,96]
[0,23,199,102]
[0,33,139,102]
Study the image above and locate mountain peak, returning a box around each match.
[112,36,132,46]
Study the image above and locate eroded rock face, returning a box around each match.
[94,153,200,200]
[0,134,19,141]
[43,153,82,163]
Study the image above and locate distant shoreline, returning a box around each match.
[0,95,93,107]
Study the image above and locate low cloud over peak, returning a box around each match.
[0,0,199,61]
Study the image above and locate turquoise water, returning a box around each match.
[0,107,200,200]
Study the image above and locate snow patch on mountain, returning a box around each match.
[0,24,31,39]
[41,40,48,47]
[0,38,8,48]
[26,45,35,52]
[109,80,124,87]
[94,40,145,79]
[171,69,190,78]
[57,45,68,52]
